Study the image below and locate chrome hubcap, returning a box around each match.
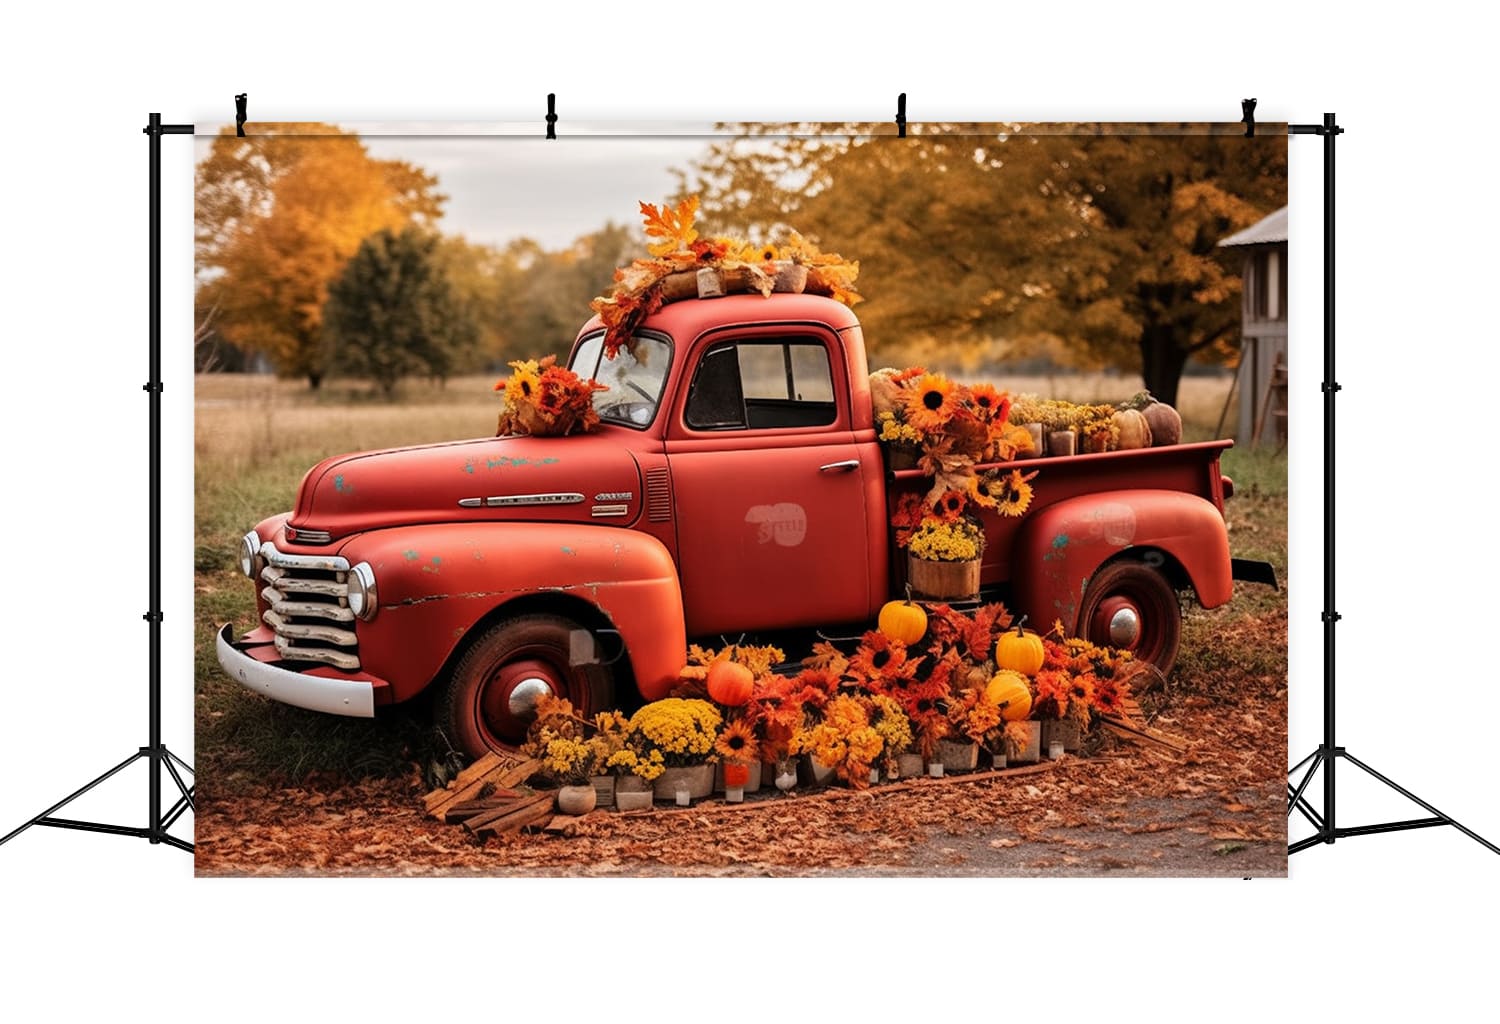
[507,676,556,721]
[1108,606,1141,647]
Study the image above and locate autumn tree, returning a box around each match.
[323,227,478,398]
[195,124,445,388]
[685,125,1286,405]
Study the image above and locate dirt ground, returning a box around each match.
[194,668,1287,878]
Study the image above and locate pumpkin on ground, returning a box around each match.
[706,660,755,707]
[986,669,1034,722]
[878,588,928,645]
[994,617,1046,676]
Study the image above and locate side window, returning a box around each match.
[685,338,838,431]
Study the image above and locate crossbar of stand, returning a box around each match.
[1288,112,1495,860]
[0,112,195,857]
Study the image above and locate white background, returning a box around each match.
[2,2,1495,1019]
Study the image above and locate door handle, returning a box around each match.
[819,459,860,473]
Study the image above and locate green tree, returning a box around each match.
[195,124,445,388]
[686,125,1285,405]
[323,227,478,399]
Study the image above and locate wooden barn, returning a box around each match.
[1219,206,1288,448]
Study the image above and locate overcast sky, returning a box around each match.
[195,121,741,250]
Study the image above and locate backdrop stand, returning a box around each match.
[1287,113,1497,858]
[0,113,195,855]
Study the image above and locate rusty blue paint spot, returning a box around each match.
[431,556,442,566]
[486,456,560,469]
[1043,533,1070,562]
[333,474,353,494]
[561,546,576,556]
[463,460,476,475]
[403,549,419,561]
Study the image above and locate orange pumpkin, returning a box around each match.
[878,586,928,645]
[706,660,755,707]
[995,616,1045,676]
[986,669,1034,722]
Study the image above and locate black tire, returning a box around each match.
[438,613,614,760]
[1077,560,1181,675]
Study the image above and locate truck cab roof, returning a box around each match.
[576,292,864,344]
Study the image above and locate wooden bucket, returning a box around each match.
[907,555,980,601]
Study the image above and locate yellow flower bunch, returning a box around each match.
[868,695,914,762]
[908,519,984,562]
[628,698,722,767]
[540,734,602,785]
[605,747,666,782]
[792,695,884,788]
[877,411,922,445]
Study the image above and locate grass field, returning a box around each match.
[194,371,1286,794]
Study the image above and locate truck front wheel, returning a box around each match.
[439,613,615,760]
[1077,560,1181,675]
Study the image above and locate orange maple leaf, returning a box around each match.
[640,196,700,257]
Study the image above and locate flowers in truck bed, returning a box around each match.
[907,519,985,562]
[494,355,607,437]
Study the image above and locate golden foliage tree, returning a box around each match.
[685,126,1286,405]
[195,124,444,388]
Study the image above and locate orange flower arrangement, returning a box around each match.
[494,356,607,437]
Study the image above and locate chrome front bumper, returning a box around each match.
[215,623,375,718]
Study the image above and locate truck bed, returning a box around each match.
[886,440,1232,590]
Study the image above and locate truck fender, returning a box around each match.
[1010,489,1233,633]
[336,522,686,704]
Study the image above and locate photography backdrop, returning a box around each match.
[4,2,1497,1016]
[192,120,1289,877]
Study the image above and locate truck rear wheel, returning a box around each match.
[1077,560,1181,675]
[439,613,615,760]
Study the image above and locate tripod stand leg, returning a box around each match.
[162,753,195,813]
[1339,752,1500,856]
[164,748,194,776]
[0,751,145,847]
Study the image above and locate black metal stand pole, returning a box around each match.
[0,113,195,856]
[1288,113,1496,858]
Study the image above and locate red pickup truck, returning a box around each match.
[217,293,1271,758]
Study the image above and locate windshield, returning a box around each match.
[568,333,672,428]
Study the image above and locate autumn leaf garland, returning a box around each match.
[589,196,862,358]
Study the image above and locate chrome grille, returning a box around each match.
[258,543,360,670]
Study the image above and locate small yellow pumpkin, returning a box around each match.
[994,616,1046,676]
[986,669,1034,722]
[878,585,928,646]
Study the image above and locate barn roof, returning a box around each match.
[1219,206,1288,247]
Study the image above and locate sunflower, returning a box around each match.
[967,382,1011,423]
[848,631,909,681]
[990,469,1037,518]
[903,373,961,433]
[715,717,761,764]
[502,359,541,404]
[931,489,967,523]
[756,243,780,263]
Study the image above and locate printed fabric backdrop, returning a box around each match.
[194,121,1290,877]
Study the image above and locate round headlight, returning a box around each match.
[239,531,262,579]
[347,562,378,621]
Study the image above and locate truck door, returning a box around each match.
[666,329,874,636]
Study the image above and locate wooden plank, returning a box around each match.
[424,754,539,819]
[1099,715,1189,752]
[423,752,505,813]
[463,791,553,832]
[468,793,555,837]
[441,792,522,824]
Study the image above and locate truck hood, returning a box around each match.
[290,433,644,541]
